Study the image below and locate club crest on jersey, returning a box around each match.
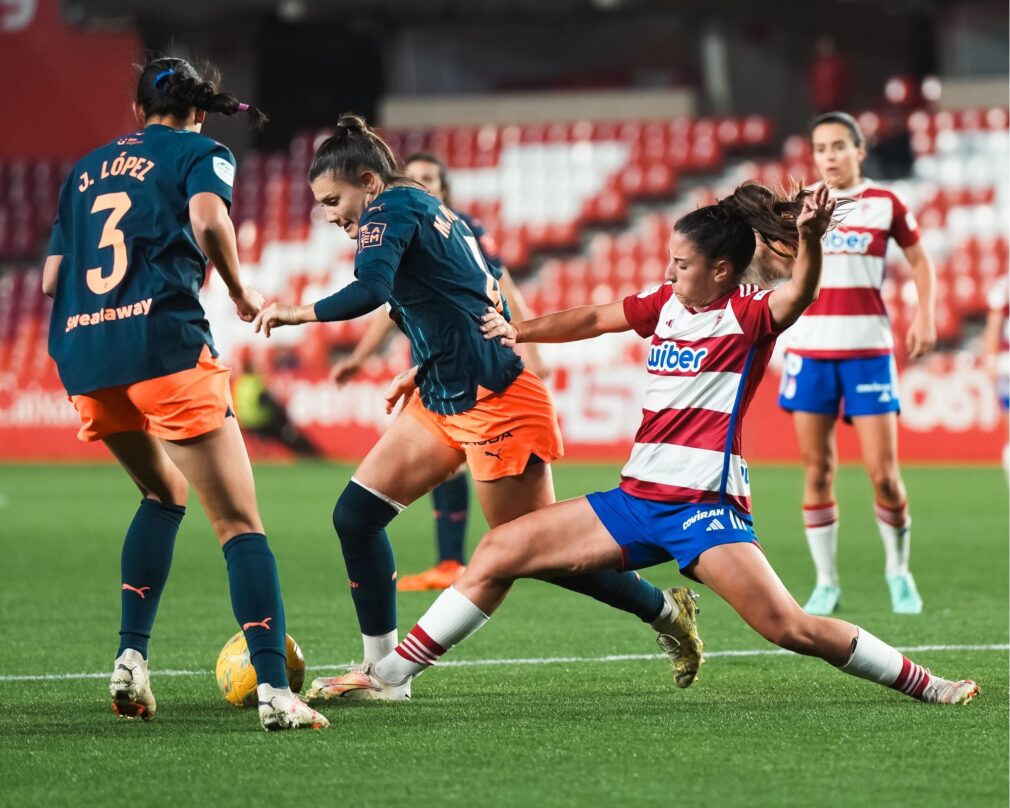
[823,230,873,254]
[647,341,708,373]
[358,222,387,250]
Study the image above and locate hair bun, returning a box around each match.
[335,114,368,136]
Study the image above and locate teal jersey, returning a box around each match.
[47,124,236,395]
[317,186,522,415]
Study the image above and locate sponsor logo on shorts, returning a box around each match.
[855,381,893,402]
[684,507,749,532]
[705,518,726,531]
[462,430,513,447]
[683,508,725,530]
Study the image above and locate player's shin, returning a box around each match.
[333,479,404,661]
[118,498,186,659]
[374,586,489,684]
[549,570,666,622]
[432,471,469,564]
[222,533,288,688]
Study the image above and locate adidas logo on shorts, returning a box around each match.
[706,518,725,531]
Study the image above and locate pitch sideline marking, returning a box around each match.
[0,643,1005,684]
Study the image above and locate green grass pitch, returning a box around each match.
[0,462,1006,806]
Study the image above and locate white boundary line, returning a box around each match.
[0,643,1005,684]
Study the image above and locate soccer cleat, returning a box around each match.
[257,684,329,731]
[887,573,923,614]
[306,662,411,702]
[920,675,979,705]
[651,587,704,688]
[397,560,466,592]
[109,649,156,721]
[803,583,841,615]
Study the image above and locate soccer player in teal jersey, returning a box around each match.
[255,115,701,701]
[329,152,550,592]
[44,57,327,731]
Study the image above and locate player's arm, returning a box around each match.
[982,305,1003,383]
[497,268,550,377]
[189,192,262,320]
[330,309,397,385]
[901,241,937,359]
[42,255,62,297]
[768,185,835,330]
[482,298,631,346]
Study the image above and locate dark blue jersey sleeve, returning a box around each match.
[313,201,418,322]
[184,139,236,207]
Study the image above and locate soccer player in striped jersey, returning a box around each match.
[253,115,696,700]
[329,152,549,592]
[331,182,978,707]
[780,112,938,616]
[43,57,326,731]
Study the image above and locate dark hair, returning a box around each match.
[674,182,814,276]
[809,111,864,147]
[309,114,411,187]
[136,57,267,130]
[405,152,451,206]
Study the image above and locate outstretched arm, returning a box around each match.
[767,185,835,331]
[482,298,631,346]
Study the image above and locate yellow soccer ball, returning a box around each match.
[215,630,306,707]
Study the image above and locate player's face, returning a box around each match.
[666,232,734,308]
[811,123,865,189]
[405,160,445,200]
[311,172,379,238]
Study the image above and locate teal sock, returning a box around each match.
[222,533,288,688]
[431,473,469,564]
[117,499,185,660]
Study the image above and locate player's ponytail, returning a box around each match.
[675,181,843,276]
[309,113,412,188]
[136,57,268,130]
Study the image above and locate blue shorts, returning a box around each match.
[778,353,900,420]
[586,486,759,575]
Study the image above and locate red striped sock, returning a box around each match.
[803,501,838,529]
[890,656,931,699]
[875,500,910,529]
[394,624,447,669]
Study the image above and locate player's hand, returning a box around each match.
[253,302,305,338]
[906,311,937,359]
[329,357,363,386]
[480,306,517,348]
[231,287,265,322]
[385,366,418,414]
[796,184,835,241]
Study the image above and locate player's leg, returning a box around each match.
[159,418,327,729]
[851,411,921,613]
[794,412,842,614]
[101,429,190,720]
[333,406,466,665]
[690,542,977,704]
[398,465,470,592]
[780,354,843,614]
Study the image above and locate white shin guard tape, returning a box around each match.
[839,627,903,685]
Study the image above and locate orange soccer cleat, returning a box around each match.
[396,560,466,591]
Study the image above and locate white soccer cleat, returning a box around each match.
[110,649,156,721]
[257,684,329,731]
[306,662,411,702]
[651,587,704,688]
[921,675,980,705]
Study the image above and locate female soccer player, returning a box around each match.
[44,57,327,731]
[982,276,1009,474]
[333,183,978,707]
[780,111,937,616]
[330,151,548,591]
[253,115,700,700]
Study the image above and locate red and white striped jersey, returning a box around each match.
[620,282,783,514]
[784,181,920,358]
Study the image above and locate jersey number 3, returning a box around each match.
[86,192,132,294]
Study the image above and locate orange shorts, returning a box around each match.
[405,369,564,482]
[70,345,233,442]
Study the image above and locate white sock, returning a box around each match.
[649,596,675,630]
[875,501,911,577]
[362,630,398,664]
[374,586,488,685]
[803,503,839,586]
[839,627,930,699]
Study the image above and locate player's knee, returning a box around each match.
[868,467,903,502]
[759,610,816,654]
[468,528,521,583]
[331,481,399,553]
[141,474,189,508]
[804,456,835,492]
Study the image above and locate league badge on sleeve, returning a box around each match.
[358,221,387,250]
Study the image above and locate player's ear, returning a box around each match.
[132,103,145,126]
[713,258,734,284]
[360,170,379,192]
[194,109,207,126]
